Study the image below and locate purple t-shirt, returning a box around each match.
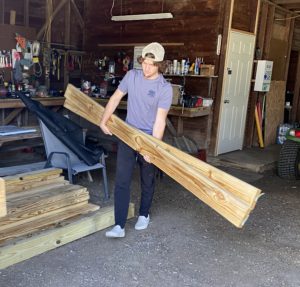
[118,69,172,134]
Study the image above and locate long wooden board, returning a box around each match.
[5,168,63,193]
[0,203,135,270]
[0,179,6,218]
[0,202,99,243]
[64,84,262,228]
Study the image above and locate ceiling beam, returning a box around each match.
[263,0,300,14]
[70,0,84,28]
[275,0,300,4]
[37,0,69,39]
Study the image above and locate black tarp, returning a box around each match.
[18,92,103,166]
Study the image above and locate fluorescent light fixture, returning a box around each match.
[111,12,173,21]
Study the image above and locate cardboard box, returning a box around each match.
[202,98,214,107]
[200,64,215,76]
[171,84,182,105]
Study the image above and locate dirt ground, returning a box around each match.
[0,152,300,287]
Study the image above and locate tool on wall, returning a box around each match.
[122,55,130,72]
[42,47,51,80]
[0,50,12,68]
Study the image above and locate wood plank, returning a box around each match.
[7,180,70,201]
[292,52,300,121]
[0,127,41,148]
[263,5,275,59]
[97,43,184,47]
[0,162,46,177]
[6,175,65,196]
[4,168,62,188]
[0,203,134,270]
[24,0,29,26]
[0,193,89,232]
[264,81,286,146]
[37,0,68,39]
[64,84,262,228]
[4,168,62,182]
[70,0,84,28]
[3,108,23,125]
[0,202,99,243]
[7,185,88,215]
[0,0,4,24]
[0,97,65,109]
[0,178,6,218]
[285,18,296,81]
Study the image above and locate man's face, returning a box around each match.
[142,58,159,79]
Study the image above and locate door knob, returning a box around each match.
[224,99,230,104]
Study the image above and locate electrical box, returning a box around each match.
[254,60,273,92]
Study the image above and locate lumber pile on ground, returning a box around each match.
[64,84,262,228]
[0,168,135,269]
[0,168,99,244]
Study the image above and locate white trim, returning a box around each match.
[111,13,173,21]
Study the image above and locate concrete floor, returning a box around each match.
[0,146,300,287]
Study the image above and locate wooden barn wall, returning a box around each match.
[0,0,84,49]
[264,81,285,146]
[83,0,228,150]
[292,20,300,51]
[84,0,223,63]
[244,2,296,147]
[209,0,260,153]
[83,0,225,88]
[291,20,300,121]
[231,0,258,33]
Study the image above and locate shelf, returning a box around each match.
[164,74,218,78]
[165,74,218,98]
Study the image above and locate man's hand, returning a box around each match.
[100,122,112,136]
[143,154,151,163]
[99,89,125,136]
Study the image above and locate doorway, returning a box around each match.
[216,30,256,155]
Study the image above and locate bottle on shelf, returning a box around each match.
[194,57,200,75]
[184,58,190,75]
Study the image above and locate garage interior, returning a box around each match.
[0,1,300,285]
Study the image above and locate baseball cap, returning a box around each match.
[142,42,165,62]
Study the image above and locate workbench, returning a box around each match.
[0,97,65,126]
[0,96,210,126]
[0,127,41,148]
[0,96,211,150]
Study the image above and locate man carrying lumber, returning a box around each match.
[100,42,173,238]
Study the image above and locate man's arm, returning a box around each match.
[152,108,169,140]
[143,108,169,163]
[99,88,125,135]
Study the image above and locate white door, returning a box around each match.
[216,30,256,155]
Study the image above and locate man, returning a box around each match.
[100,42,172,238]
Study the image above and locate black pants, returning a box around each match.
[114,141,156,228]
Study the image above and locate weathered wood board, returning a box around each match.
[64,84,263,228]
[0,204,135,270]
[264,81,285,146]
[0,179,6,218]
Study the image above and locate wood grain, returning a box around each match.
[0,178,6,218]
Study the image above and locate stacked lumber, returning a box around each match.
[0,178,6,217]
[64,84,262,228]
[0,168,99,244]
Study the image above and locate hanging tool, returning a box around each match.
[255,104,264,148]
[57,53,61,80]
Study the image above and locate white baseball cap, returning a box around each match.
[142,42,165,62]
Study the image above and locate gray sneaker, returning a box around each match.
[135,215,150,230]
[105,225,125,238]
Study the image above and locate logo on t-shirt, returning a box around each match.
[147,90,156,98]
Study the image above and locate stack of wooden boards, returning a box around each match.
[0,168,99,244]
[0,168,134,269]
[64,84,262,228]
